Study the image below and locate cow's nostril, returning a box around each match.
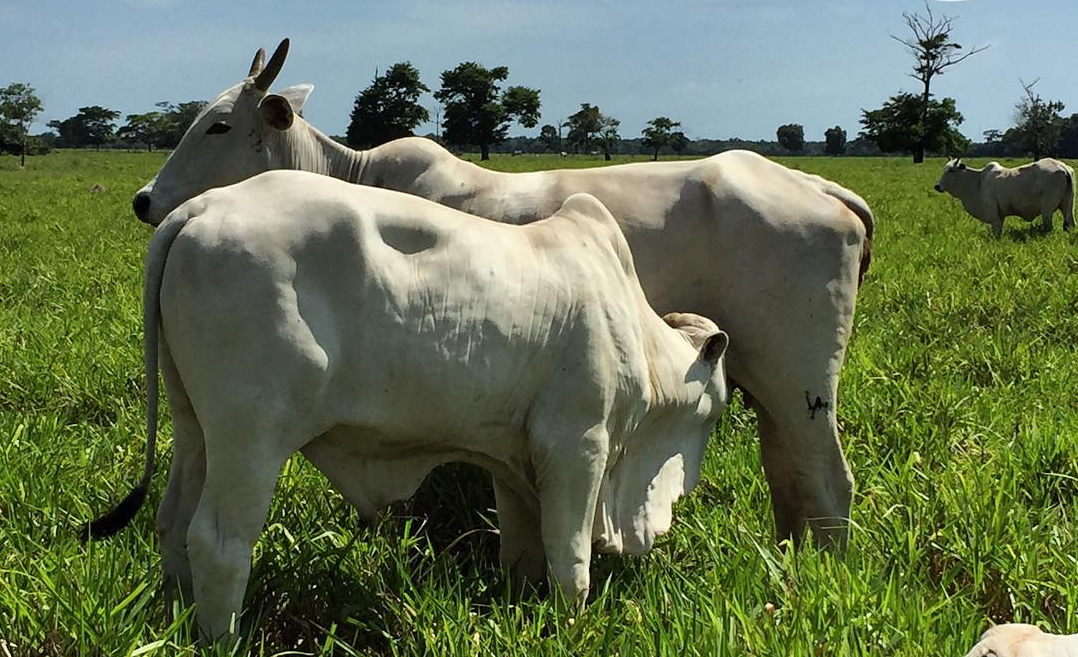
[133,192,151,222]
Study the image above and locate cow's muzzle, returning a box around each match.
[132,191,152,224]
[933,184,943,193]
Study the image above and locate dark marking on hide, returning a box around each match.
[248,127,264,153]
[804,391,829,420]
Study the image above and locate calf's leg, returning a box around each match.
[531,425,608,607]
[492,478,545,586]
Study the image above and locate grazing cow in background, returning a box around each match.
[934,158,1075,237]
[128,39,873,549]
[84,172,731,640]
[964,624,1078,657]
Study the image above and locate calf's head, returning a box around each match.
[659,311,731,433]
[934,157,966,193]
[133,39,313,225]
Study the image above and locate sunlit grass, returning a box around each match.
[1,151,1075,655]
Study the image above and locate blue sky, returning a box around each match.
[3,0,1076,143]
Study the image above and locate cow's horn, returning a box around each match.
[254,38,290,91]
[248,47,266,78]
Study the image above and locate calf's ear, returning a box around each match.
[259,94,295,130]
[700,330,729,366]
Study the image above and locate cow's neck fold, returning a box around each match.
[268,120,368,185]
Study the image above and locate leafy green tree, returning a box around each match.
[776,123,805,152]
[891,2,987,163]
[346,62,430,149]
[598,116,620,161]
[434,62,540,160]
[1057,115,1078,159]
[538,123,559,152]
[859,92,968,157]
[47,105,120,149]
[117,112,169,151]
[1012,78,1065,161]
[565,103,603,154]
[0,82,44,165]
[157,101,207,147]
[641,116,686,161]
[824,126,847,156]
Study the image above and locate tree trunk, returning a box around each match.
[652,148,659,161]
[915,78,931,164]
[604,151,611,162]
[20,134,26,167]
[480,143,490,161]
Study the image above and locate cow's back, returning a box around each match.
[986,159,1073,220]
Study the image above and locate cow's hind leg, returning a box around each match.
[756,401,852,550]
[186,420,290,641]
[727,227,860,551]
[155,350,204,610]
[1040,204,1056,233]
[531,424,608,607]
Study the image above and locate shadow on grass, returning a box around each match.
[1004,221,1054,242]
[242,462,508,652]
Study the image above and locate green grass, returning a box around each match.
[1,151,1076,656]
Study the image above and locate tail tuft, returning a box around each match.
[80,483,149,544]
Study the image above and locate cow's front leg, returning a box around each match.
[492,478,545,588]
[187,432,287,642]
[532,425,609,608]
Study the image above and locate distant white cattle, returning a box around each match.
[85,172,730,640]
[129,39,873,548]
[934,158,1075,237]
[964,624,1078,657]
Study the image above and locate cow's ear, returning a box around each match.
[259,94,295,130]
[700,330,729,366]
[277,83,313,117]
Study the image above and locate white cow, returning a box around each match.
[964,624,1078,657]
[84,171,731,640]
[934,158,1075,237]
[129,39,873,548]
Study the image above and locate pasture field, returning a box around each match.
[0,150,1076,656]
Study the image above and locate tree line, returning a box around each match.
[1,3,1073,164]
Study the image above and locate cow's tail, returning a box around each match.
[80,211,192,543]
[822,183,875,286]
[1064,163,1076,231]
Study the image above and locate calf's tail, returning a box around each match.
[80,212,193,542]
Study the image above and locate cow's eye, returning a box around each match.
[205,122,232,135]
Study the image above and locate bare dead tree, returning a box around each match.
[891,1,988,162]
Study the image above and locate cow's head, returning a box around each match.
[133,39,313,225]
[934,157,967,193]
